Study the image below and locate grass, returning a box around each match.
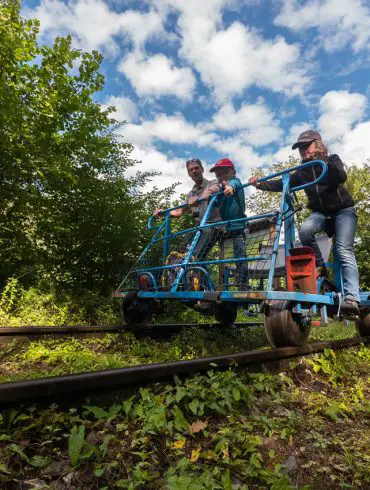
[0,318,360,383]
[0,344,369,489]
[0,324,266,383]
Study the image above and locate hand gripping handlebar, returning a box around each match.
[147,159,328,229]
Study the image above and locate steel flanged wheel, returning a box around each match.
[355,311,370,337]
[264,300,310,348]
[122,291,153,328]
[214,303,238,327]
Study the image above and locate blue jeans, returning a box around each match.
[192,228,249,287]
[299,207,359,302]
[227,229,249,288]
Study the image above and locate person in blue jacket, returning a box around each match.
[210,158,248,289]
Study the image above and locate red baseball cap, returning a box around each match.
[210,158,235,172]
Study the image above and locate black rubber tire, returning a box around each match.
[213,303,238,327]
[355,311,370,337]
[264,300,310,348]
[122,291,153,328]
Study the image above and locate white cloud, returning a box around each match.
[275,0,370,53]
[118,123,153,147]
[287,122,312,146]
[272,145,295,164]
[126,146,190,194]
[143,114,215,145]
[117,110,269,192]
[331,121,370,166]
[114,9,168,48]
[199,23,308,100]
[211,137,266,182]
[213,100,283,146]
[155,1,310,101]
[103,95,138,123]
[119,52,196,100]
[318,90,368,142]
[23,0,167,55]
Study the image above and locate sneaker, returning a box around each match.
[341,298,360,316]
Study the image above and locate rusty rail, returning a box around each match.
[0,336,367,407]
[0,322,263,344]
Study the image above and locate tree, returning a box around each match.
[0,0,174,293]
[246,156,309,229]
[345,163,370,289]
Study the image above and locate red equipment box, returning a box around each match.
[286,247,317,294]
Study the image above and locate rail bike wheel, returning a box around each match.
[213,302,238,327]
[122,291,153,328]
[264,300,310,348]
[355,310,370,337]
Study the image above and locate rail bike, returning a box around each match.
[113,160,370,348]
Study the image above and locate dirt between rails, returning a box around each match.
[0,343,369,489]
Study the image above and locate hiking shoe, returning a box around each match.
[341,298,360,316]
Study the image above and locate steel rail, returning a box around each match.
[0,322,263,338]
[0,336,367,407]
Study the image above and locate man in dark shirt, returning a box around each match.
[249,130,360,316]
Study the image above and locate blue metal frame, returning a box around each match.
[115,159,370,318]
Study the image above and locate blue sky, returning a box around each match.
[23,0,370,194]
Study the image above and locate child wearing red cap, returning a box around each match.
[210,158,248,289]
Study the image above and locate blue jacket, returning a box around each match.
[216,177,246,231]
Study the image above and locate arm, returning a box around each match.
[250,177,283,192]
[187,181,221,204]
[249,167,303,191]
[202,183,220,197]
[153,207,185,219]
[222,177,240,196]
[170,207,185,217]
[196,182,220,202]
[327,154,347,186]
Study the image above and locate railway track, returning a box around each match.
[0,336,368,407]
[0,321,263,342]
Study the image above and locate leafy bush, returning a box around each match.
[0,277,119,326]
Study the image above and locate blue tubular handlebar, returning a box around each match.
[290,160,328,191]
[147,159,328,229]
[147,199,200,230]
[254,159,328,192]
[148,215,161,230]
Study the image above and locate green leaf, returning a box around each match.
[222,468,232,490]
[68,425,85,467]
[94,466,105,477]
[84,405,108,419]
[189,399,199,415]
[122,399,133,417]
[29,455,51,468]
[175,388,186,403]
[233,387,241,401]
[8,443,29,462]
[0,463,11,475]
[172,406,188,432]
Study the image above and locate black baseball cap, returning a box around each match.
[292,130,322,150]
